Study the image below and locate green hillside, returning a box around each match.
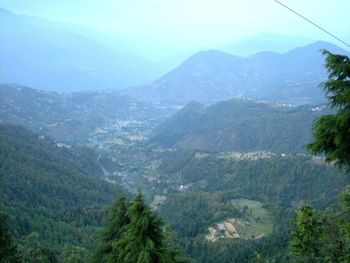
[0,124,121,259]
[152,149,349,262]
[0,84,175,145]
[148,99,331,153]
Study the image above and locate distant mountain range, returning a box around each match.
[0,8,160,91]
[127,41,349,105]
[147,99,331,153]
[222,33,313,56]
[2,6,349,105]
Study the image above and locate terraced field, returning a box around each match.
[206,198,274,241]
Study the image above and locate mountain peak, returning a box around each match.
[186,49,237,61]
[287,40,349,56]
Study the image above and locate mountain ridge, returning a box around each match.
[0,8,156,91]
[222,33,314,56]
[147,98,330,152]
[125,41,350,105]
[0,84,175,144]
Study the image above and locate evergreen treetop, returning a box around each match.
[307,50,350,170]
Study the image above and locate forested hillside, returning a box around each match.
[152,149,349,262]
[0,124,121,260]
[148,99,330,152]
[0,84,175,145]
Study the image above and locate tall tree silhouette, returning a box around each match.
[111,192,188,263]
[308,50,350,170]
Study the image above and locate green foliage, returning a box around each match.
[336,186,350,262]
[0,124,119,258]
[158,192,246,238]
[288,187,350,263]
[321,50,350,108]
[92,194,130,262]
[61,245,89,263]
[288,51,350,263]
[19,232,51,263]
[0,211,18,263]
[149,99,328,153]
[154,149,349,262]
[307,51,350,169]
[111,193,189,263]
[289,205,325,262]
[178,232,288,263]
[159,151,348,208]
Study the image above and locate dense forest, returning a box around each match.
[0,124,120,260]
[152,149,348,262]
[147,100,331,153]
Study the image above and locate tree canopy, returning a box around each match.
[93,194,130,263]
[0,211,18,263]
[95,193,189,263]
[290,51,350,262]
[307,50,350,169]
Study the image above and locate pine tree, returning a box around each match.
[111,192,189,263]
[289,205,325,263]
[307,50,350,170]
[92,193,130,263]
[289,51,350,262]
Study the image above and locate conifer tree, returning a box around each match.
[111,192,189,263]
[289,205,325,262]
[290,51,350,262]
[93,193,130,263]
[307,50,350,170]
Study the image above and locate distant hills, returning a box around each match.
[147,99,331,153]
[0,84,175,143]
[0,8,158,91]
[222,33,313,56]
[127,41,349,105]
[2,5,347,104]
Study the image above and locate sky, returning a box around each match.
[1,0,349,58]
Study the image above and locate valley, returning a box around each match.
[1,16,349,260]
[1,83,348,262]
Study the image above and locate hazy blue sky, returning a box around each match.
[1,0,349,57]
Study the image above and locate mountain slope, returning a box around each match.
[0,84,175,144]
[153,148,349,262]
[147,99,330,152]
[127,41,350,105]
[0,123,121,255]
[0,8,153,91]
